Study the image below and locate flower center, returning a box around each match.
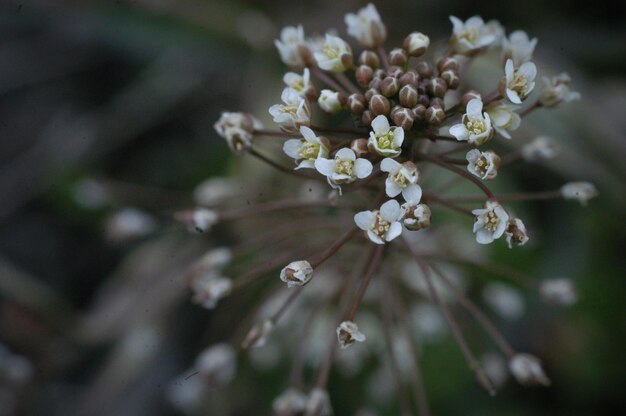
[372,213,391,238]
[299,142,320,160]
[339,329,353,345]
[459,27,478,45]
[509,72,528,97]
[335,159,354,176]
[322,44,340,59]
[474,156,490,175]
[392,171,409,188]
[483,210,500,231]
[289,78,304,92]
[279,104,298,116]
[376,130,395,149]
[465,117,486,135]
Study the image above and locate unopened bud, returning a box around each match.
[437,56,459,73]
[369,94,391,116]
[359,50,380,68]
[368,77,382,91]
[350,138,369,157]
[347,93,366,115]
[430,97,444,108]
[388,48,408,66]
[373,68,386,79]
[386,66,403,78]
[411,104,427,122]
[418,94,430,107]
[399,84,419,107]
[361,110,373,127]
[402,203,431,230]
[399,69,419,87]
[391,107,414,130]
[336,321,366,349]
[416,61,433,78]
[441,69,460,89]
[364,87,378,102]
[356,65,374,87]
[425,105,445,125]
[318,89,345,114]
[509,354,551,386]
[540,278,577,306]
[380,76,400,97]
[505,218,529,248]
[403,32,430,57]
[280,260,313,287]
[428,77,448,98]
[461,90,482,107]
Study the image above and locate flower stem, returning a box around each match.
[310,66,348,95]
[310,226,359,268]
[420,154,495,199]
[347,244,385,320]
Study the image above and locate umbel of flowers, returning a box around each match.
[187,4,595,415]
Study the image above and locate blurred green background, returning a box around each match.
[0,0,624,415]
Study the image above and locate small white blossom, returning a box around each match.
[483,283,525,321]
[274,25,311,68]
[344,3,386,48]
[521,136,560,162]
[449,98,494,146]
[466,149,500,180]
[280,260,314,287]
[449,16,497,55]
[561,182,598,205]
[241,319,274,349]
[368,115,404,157]
[354,199,404,244]
[305,388,333,416]
[503,59,537,104]
[484,19,505,44]
[269,88,311,133]
[194,247,232,273]
[214,112,262,154]
[106,207,157,241]
[380,158,422,203]
[193,177,239,206]
[273,388,308,416]
[403,32,430,57]
[318,89,344,114]
[314,148,373,192]
[540,278,578,306]
[401,202,431,231]
[482,352,509,389]
[539,73,581,107]
[191,274,232,309]
[314,34,353,73]
[283,126,329,170]
[505,218,529,248]
[337,320,366,349]
[502,30,537,66]
[195,343,236,385]
[472,201,509,244]
[509,353,551,386]
[283,67,315,99]
[487,104,521,139]
[192,208,219,233]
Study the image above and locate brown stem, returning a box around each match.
[347,244,385,320]
[310,66,348,95]
[310,227,359,268]
[423,194,474,216]
[520,101,542,117]
[248,148,325,182]
[420,154,495,199]
[377,46,390,70]
[436,190,563,204]
[334,72,361,95]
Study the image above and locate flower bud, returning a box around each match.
[411,104,427,122]
[461,90,482,107]
[361,110,373,126]
[368,77,382,91]
[380,76,400,97]
[195,343,236,385]
[430,97,444,108]
[356,65,374,87]
[561,182,598,206]
[402,202,431,230]
[241,319,274,349]
[418,94,430,107]
[441,69,460,89]
[191,274,232,309]
[403,32,430,57]
[425,104,445,125]
[428,77,448,98]
[318,89,346,114]
[399,84,418,108]
[437,57,460,73]
[505,218,529,248]
[416,61,433,78]
[306,388,332,416]
[521,136,560,162]
[280,260,313,287]
[350,138,369,157]
[386,66,403,78]
[391,107,414,131]
[337,321,366,349]
[539,73,580,107]
[106,208,157,241]
[373,68,386,79]
[388,48,408,66]
[347,93,366,115]
[273,388,308,416]
[398,69,419,87]
[364,87,378,102]
[191,208,219,233]
[509,354,551,386]
[540,278,577,306]
[369,94,391,116]
[358,50,380,68]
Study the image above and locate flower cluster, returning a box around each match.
[183,4,596,415]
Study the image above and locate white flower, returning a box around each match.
[482,283,525,321]
[449,98,493,146]
[539,73,581,107]
[403,32,430,57]
[195,343,236,384]
[318,89,344,114]
[192,208,219,233]
[368,115,404,157]
[502,30,537,66]
[449,15,497,55]
[344,3,386,48]
[280,260,314,287]
[214,112,263,154]
[380,158,422,203]
[466,149,500,180]
[472,201,509,244]
[487,104,521,139]
[314,34,353,73]
[521,136,560,162]
[273,388,308,416]
[540,278,577,306]
[191,274,232,309]
[561,182,598,205]
[194,247,232,273]
[509,353,551,386]
[106,207,157,241]
[283,67,315,98]
[283,126,329,170]
[241,320,274,349]
[484,19,505,44]
[503,59,537,104]
[269,88,311,133]
[314,148,373,192]
[354,200,404,244]
[274,25,310,68]
[305,388,333,416]
[504,218,529,248]
[336,321,366,349]
[401,202,431,231]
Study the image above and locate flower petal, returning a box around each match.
[466,98,483,118]
[283,139,302,159]
[449,124,469,141]
[354,158,373,178]
[371,115,390,134]
[385,222,403,242]
[314,158,335,176]
[354,211,376,230]
[380,199,401,222]
[385,179,402,198]
[380,157,400,173]
[402,184,422,204]
[335,147,356,161]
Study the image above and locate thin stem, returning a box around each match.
[218,198,348,222]
[424,194,474,216]
[438,156,467,165]
[421,154,495,199]
[310,227,359,268]
[347,244,385,320]
[269,286,304,323]
[248,148,324,182]
[377,46,390,70]
[434,143,470,157]
[520,101,542,117]
[334,72,361,95]
[310,66,348,95]
[253,129,295,138]
[436,190,562,204]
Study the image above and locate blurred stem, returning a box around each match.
[347,244,384,320]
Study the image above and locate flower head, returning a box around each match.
[472,201,509,244]
[401,202,431,231]
[314,34,353,73]
[368,115,404,157]
[487,103,521,139]
[191,274,232,309]
[315,148,373,192]
[318,89,345,114]
[502,30,537,66]
[274,25,311,68]
[504,218,529,248]
[449,16,497,55]
[214,112,262,154]
[354,200,404,244]
[502,59,537,104]
[449,98,494,146]
[269,88,311,133]
[466,149,500,180]
[283,67,316,100]
[283,126,329,170]
[280,260,314,287]
[380,158,422,203]
[561,182,598,205]
[344,3,386,48]
[336,320,366,349]
[539,73,581,107]
[540,278,577,306]
[509,353,551,386]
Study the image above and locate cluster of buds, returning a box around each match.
[182,4,598,415]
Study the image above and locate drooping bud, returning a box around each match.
[388,48,408,66]
[504,218,529,248]
[336,321,366,349]
[280,260,314,287]
[509,354,551,386]
[403,32,430,57]
[399,84,419,108]
[241,319,274,349]
[369,94,391,116]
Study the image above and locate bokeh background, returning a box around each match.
[0,0,625,415]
